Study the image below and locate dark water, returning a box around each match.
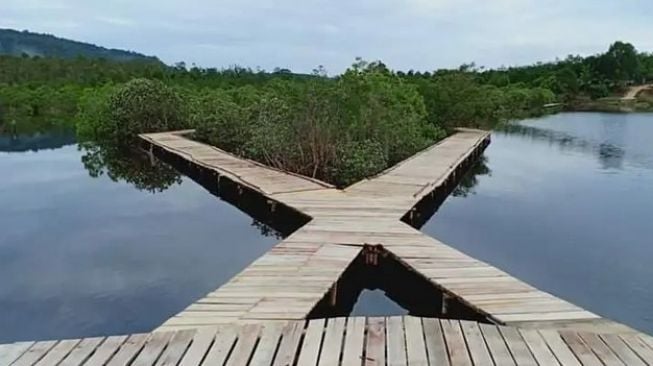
[423,112,653,334]
[0,134,278,342]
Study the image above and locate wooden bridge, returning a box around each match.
[4,316,653,366]
[2,128,651,365]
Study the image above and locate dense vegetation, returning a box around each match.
[0,36,651,186]
[476,41,653,103]
[0,29,159,62]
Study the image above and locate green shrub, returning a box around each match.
[94,78,187,143]
[191,89,250,154]
[332,139,387,186]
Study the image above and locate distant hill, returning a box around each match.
[0,29,161,63]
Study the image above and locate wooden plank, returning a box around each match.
[273,321,305,366]
[518,329,560,366]
[178,327,217,366]
[34,339,81,366]
[365,317,386,366]
[318,317,346,366]
[0,342,33,366]
[296,319,325,366]
[226,325,262,366]
[440,320,472,366]
[249,324,283,366]
[599,334,646,366]
[422,318,449,366]
[386,317,407,366]
[559,332,602,366]
[404,317,428,366]
[538,330,581,366]
[131,332,175,366]
[83,336,128,366]
[640,335,653,350]
[156,330,196,366]
[576,332,624,366]
[106,334,150,366]
[459,321,492,366]
[203,326,238,366]
[478,324,514,366]
[341,317,366,366]
[11,341,57,366]
[618,334,653,364]
[58,338,105,366]
[498,326,537,366]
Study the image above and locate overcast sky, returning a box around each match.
[2,0,652,73]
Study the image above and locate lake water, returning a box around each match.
[423,112,653,335]
[0,135,278,342]
[2,111,652,342]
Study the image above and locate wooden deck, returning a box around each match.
[139,130,637,336]
[3,316,653,366]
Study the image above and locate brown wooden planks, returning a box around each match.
[518,329,560,366]
[559,332,602,366]
[273,321,305,366]
[0,342,33,366]
[83,336,128,366]
[404,317,428,366]
[58,337,105,366]
[498,326,537,366]
[422,318,449,366]
[341,317,366,366]
[178,328,216,366]
[318,318,346,366]
[249,324,283,366]
[11,341,58,366]
[441,320,472,366]
[226,325,262,366]
[365,317,386,366]
[156,330,195,366]
[296,319,325,366]
[203,326,238,366]
[5,317,653,366]
[34,339,81,366]
[479,323,515,366]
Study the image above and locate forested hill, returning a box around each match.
[0,29,160,63]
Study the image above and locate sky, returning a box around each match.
[2,0,653,74]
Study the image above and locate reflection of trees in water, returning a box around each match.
[0,130,76,152]
[453,155,491,197]
[498,123,625,170]
[79,142,182,193]
[79,141,282,238]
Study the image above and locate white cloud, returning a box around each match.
[2,0,652,73]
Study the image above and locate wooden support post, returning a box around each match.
[441,293,451,315]
[147,145,156,167]
[329,282,338,307]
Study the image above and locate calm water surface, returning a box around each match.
[424,112,653,334]
[0,135,278,342]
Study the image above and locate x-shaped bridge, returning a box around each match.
[140,129,629,335]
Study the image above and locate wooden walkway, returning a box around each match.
[3,316,653,366]
[139,130,636,335]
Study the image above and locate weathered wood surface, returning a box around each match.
[3,316,653,366]
[141,130,636,335]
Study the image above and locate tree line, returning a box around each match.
[0,41,650,185]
